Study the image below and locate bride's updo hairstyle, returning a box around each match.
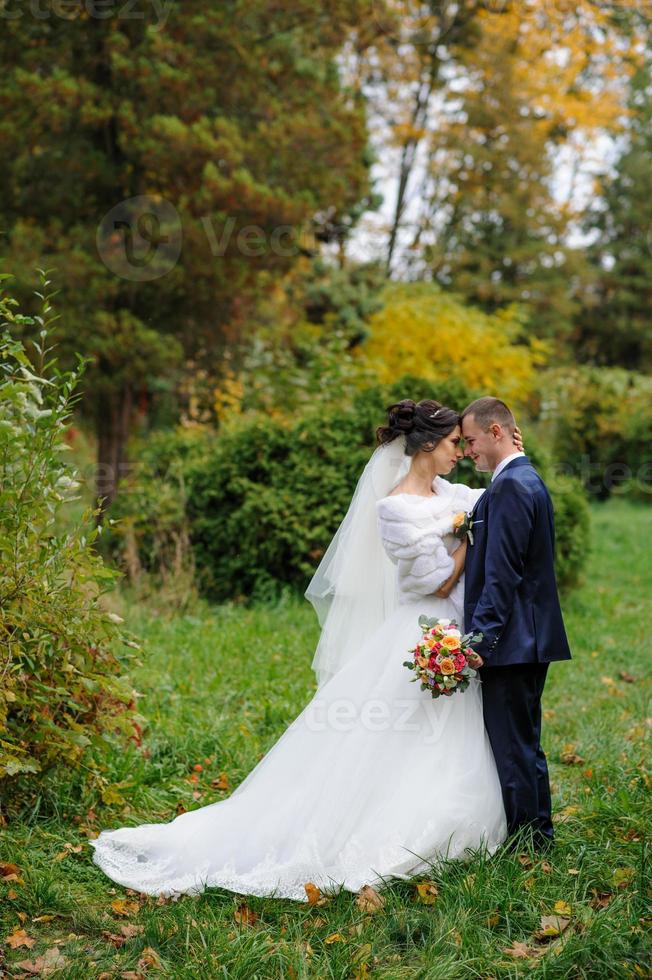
[376,399,460,456]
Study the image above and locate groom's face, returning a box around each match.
[462,414,498,472]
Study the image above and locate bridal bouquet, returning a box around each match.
[403,617,483,699]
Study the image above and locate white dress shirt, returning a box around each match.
[491,451,525,482]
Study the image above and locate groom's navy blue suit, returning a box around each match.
[464,456,571,844]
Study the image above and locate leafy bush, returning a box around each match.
[111,376,589,601]
[102,427,208,606]
[0,276,138,794]
[538,367,652,500]
[547,475,592,592]
[359,281,548,404]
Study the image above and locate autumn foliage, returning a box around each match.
[359,282,547,403]
[0,280,138,793]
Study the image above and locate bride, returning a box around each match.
[91,398,511,901]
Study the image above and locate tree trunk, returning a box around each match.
[386,76,435,278]
[95,385,134,519]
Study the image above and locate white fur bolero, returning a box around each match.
[376,476,485,601]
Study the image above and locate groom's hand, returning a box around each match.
[467,652,484,669]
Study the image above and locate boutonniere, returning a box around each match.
[452,511,484,545]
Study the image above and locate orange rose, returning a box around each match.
[452,511,466,530]
[439,657,456,675]
[442,635,460,652]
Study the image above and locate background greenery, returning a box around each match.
[0,287,139,786]
[1,1,651,974]
[104,375,590,602]
[1,1,651,514]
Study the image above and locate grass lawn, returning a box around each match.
[1,498,650,978]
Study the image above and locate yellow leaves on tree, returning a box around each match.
[359,282,546,403]
[470,1,637,134]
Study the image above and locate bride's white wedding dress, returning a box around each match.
[91,475,507,900]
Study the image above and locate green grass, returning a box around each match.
[2,499,651,978]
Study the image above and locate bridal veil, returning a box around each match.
[305,434,411,687]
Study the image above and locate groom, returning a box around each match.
[461,397,571,849]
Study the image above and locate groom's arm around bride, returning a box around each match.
[461,397,571,849]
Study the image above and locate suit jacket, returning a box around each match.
[464,456,571,667]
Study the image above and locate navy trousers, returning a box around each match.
[480,663,554,844]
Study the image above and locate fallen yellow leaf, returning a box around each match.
[6,927,36,950]
[234,904,258,927]
[415,880,439,905]
[110,898,140,917]
[138,947,162,970]
[619,671,637,683]
[0,862,21,878]
[356,884,385,913]
[503,941,535,959]
[15,947,67,976]
[304,882,324,906]
[535,914,571,940]
[303,916,327,930]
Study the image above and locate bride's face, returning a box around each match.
[430,425,464,475]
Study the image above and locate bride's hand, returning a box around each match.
[434,539,467,598]
[513,425,525,452]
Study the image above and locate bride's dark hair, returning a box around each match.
[376,398,460,456]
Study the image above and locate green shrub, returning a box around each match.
[108,377,588,601]
[111,376,589,601]
[0,276,138,795]
[547,475,592,591]
[538,367,652,500]
[187,412,366,601]
[103,427,208,604]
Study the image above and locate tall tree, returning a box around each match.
[349,0,641,339]
[417,0,640,340]
[0,1,379,510]
[577,60,652,370]
[346,0,488,274]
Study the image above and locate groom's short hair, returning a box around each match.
[462,397,516,434]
